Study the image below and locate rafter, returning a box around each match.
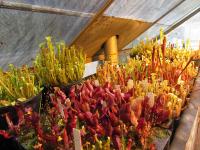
[0,0,94,17]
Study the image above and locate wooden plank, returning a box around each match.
[195,113,200,150]
[185,107,200,150]
[73,16,152,58]
[170,73,200,150]
[71,0,114,45]
[0,0,94,17]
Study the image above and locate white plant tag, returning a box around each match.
[127,79,134,90]
[73,128,82,150]
[147,92,154,107]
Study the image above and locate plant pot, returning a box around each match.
[169,117,181,143]
[60,80,83,97]
[0,93,41,130]
[22,93,41,113]
[0,136,25,150]
[159,119,174,129]
[41,80,83,109]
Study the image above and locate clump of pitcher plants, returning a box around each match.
[0,80,171,149]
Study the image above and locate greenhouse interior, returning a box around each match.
[0,0,200,150]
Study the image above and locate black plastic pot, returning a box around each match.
[60,80,83,97]
[41,80,83,108]
[0,93,41,130]
[23,93,41,112]
[0,136,26,150]
[169,117,181,144]
[159,119,174,129]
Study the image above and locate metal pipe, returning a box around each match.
[0,0,94,17]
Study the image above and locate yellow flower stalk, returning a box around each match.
[34,37,85,86]
[103,137,111,150]
[94,134,103,149]
[0,65,41,106]
[91,145,96,150]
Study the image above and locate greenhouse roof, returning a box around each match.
[0,0,199,68]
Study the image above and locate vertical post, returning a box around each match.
[105,35,118,64]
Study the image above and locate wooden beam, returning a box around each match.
[72,16,152,58]
[71,0,114,45]
[0,0,94,17]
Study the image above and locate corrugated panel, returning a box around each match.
[6,0,107,13]
[0,9,90,68]
[0,0,108,69]
[158,0,200,25]
[104,0,182,22]
[123,0,200,50]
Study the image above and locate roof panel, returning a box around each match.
[158,0,200,25]
[167,12,200,50]
[0,9,90,68]
[123,0,200,50]
[0,0,109,69]
[6,0,107,13]
[104,0,182,22]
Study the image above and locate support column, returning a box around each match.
[105,35,118,64]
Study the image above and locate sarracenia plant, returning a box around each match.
[34,36,85,86]
[0,64,41,105]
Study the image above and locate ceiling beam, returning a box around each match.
[0,0,94,17]
[71,0,114,45]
